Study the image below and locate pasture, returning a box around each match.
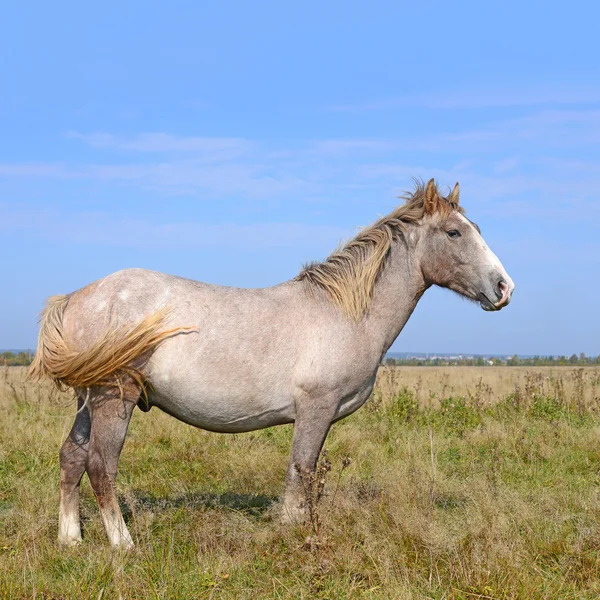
[1,365,600,599]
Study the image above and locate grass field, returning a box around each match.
[2,365,600,599]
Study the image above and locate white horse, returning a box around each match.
[31,179,514,548]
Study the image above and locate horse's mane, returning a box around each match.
[296,180,465,321]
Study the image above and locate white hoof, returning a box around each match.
[110,535,135,552]
[280,502,306,525]
[58,534,82,547]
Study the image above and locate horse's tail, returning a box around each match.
[29,295,189,395]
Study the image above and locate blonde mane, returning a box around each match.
[296,180,464,321]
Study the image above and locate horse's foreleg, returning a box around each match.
[58,395,91,546]
[281,395,338,524]
[86,385,137,549]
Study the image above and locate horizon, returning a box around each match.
[1,1,599,354]
[2,349,598,361]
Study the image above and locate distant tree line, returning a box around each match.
[503,353,600,367]
[384,353,600,367]
[1,351,33,366]
[3,350,599,368]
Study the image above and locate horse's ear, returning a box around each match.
[448,182,460,205]
[424,178,438,214]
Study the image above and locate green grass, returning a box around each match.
[1,368,600,599]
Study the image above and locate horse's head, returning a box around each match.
[416,179,514,311]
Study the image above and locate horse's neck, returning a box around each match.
[364,241,427,356]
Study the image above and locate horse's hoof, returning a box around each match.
[58,535,82,547]
[111,539,135,552]
[279,503,306,525]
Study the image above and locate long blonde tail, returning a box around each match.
[29,295,188,394]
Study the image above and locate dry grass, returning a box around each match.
[1,365,600,599]
[375,366,600,408]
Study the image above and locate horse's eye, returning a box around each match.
[447,229,461,239]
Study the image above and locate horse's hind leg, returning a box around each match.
[86,383,138,549]
[58,394,91,546]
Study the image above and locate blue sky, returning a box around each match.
[1,1,599,355]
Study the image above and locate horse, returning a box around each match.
[30,179,514,549]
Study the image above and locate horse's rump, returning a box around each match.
[29,295,188,396]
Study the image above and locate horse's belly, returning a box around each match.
[148,384,296,433]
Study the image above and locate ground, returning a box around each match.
[1,366,600,599]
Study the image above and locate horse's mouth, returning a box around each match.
[479,293,500,312]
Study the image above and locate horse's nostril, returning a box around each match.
[497,279,508,299]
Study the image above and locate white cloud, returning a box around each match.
[2,121,599,223]
[311,139,396,156]
[67,132,253,159]
[0,159,311,198]
[391,109,600,153]
[0,163,72,177]
[0,203,350,251]
[329,85,600,112]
